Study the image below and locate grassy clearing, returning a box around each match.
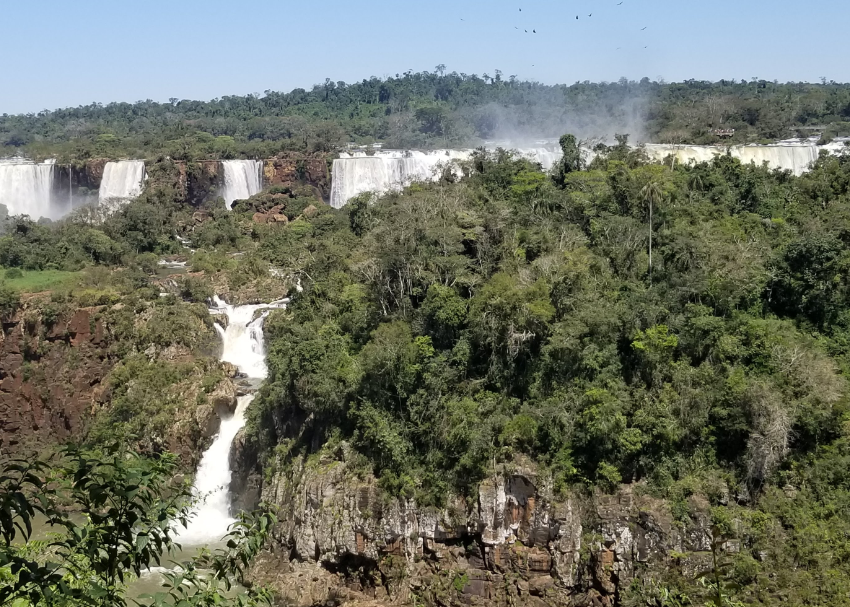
[1,268,82,293]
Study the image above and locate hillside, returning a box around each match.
[3,131,850,604]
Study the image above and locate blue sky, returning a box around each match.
[1,0,847,115]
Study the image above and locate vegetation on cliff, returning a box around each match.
[3,127,850,603]
[3,72,850,161]
[232,141,850,604]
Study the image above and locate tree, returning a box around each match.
[415,106,448,136]
[640,179,663,282]
[0,446,274,607]
[553,134,583,186]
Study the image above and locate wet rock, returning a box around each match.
[209,379,237,417]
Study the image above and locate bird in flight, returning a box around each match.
[533,29,537,33]
[576,15,579,19]
[588,13,592,16]
[641,26,647,30]
[617,1,623,4]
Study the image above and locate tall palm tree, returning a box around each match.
[641,180,664,283]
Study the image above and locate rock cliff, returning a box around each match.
[245,448,714,606]
[0,298,237,470]
[0,305,111,454]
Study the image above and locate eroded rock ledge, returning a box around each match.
[245,448,715,606]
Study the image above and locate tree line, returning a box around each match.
[3,72,850,162]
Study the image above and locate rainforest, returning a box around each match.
[2,72,850,607]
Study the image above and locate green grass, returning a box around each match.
[1,269,82,293]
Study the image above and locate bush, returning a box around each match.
[0,283,19,319]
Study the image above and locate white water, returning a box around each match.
[221,160,263,209]
[330,145,592,208]
[98,160,145,205]
[178,296,287,545]
[643,143,824,176]
[0,158,57,219]
[330,139,850,208]
[331,149,471,208]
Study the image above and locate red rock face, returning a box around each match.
[263,155,330,200]
[0,309,112,456]
[85,159,109,187]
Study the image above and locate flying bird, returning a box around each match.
[576,15,579,19]
[641,26,647,30]
[617,2,623,4]
[588,13,592,16]
[533,29,537,33]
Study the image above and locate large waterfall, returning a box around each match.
[643,143,823,176]
[329,139,850,208]
[330,149,472,209]
[98,161,146,206]
[221,160,263,209]
[178,296,286,545]
[0,159,57,219]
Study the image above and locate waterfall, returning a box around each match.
[98,161,145,206]
[221,160,262,209]
[178,295,287,545]
[0,159,57,220]
[330,149,471,208]
[643,142,828,176]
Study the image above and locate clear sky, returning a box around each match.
[1,0,847,115]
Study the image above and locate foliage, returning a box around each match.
[5,73,850,161]
[0,446,274,607]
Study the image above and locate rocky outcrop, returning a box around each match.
[184,160,224,206]
[0,307,110,455]
[247,449,712,607]
[264,155,330,200]
[252,204,290,224]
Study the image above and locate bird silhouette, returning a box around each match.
[525,29,528,32]
[533,29,537,33]
[588,13,592,16]
[576,15,579,19]
[617,1,623,4]
[641,26,647,30]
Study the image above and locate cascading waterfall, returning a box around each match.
[643,141,833,177]
[221,160,263,209]
[178,296,287,545]
[98,160,146,206]
[330,149,472,208]
[330,138,850,208]
[0,158,57,219]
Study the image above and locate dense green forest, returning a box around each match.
[3,72,850,161]
[3,129,850,604]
